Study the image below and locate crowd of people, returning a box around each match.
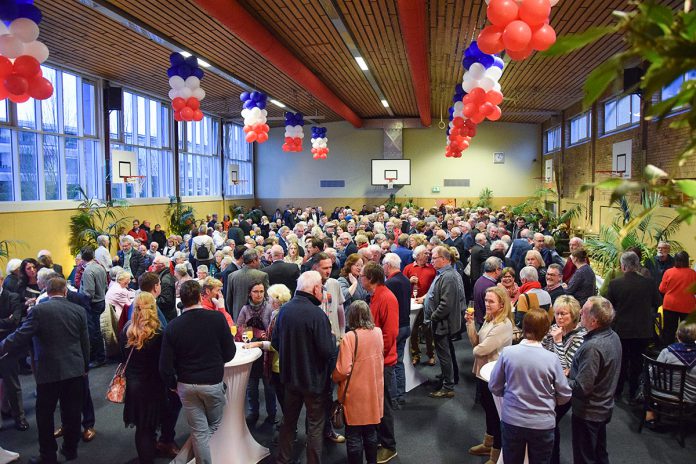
[0,203,694,464]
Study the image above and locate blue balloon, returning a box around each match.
[493,56,505,69]
[240,92,250,102]
[479,54,494,69]
[193,68,204,80]
[0,3,18,20]
[296,112,303,120]
[256,100,266,109]
[170,53,185,66]
[185,55,198,68]
[16,0,34,4]
[243,100,255,110]
[448,107,454,115]
[17,4,41,23]
[167,66,178,78]
[177,64,191,78]
[463,57,475,70]
[250,91,261,102]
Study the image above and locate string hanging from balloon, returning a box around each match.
[240,91,270,144]
[310,126,328,159]
[282,112,304,152]
[0,0,53,102]
[167,53,205,122]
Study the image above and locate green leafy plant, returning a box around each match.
[477,188,494,209]
[69,188,129,255]
[509,188,585,231]
[385,193,402,212]
[165,196,197,236]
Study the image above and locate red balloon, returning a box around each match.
[174,110,183,122]
[9,93,29,103]
[0,84,7,101]
[477,25,505,55]
[4,74,28,96]
[489,105,503,121]
[252,123,263,133]
[13,56,41,79]
[519,0,551,27]
[530,23,556,51]
[487,0,519,27]
[282,143,290,151]
[469,87,487,104]
[187,97,200,111]
[243,125,252,133]
[293,137,301,145]
[503,20,532,52]
[193,109,204,121]
[471,113,485,124]
[262,124,270,133]
[172,97,186,111]
[180,107,194,121]
[28,76,53,100]
[284,136,293,143]
[486,90,504,105]
[506,45,534,61]
[480,102,495,117]
[257,132,269,143]
[0,57,12,78]
[453,117,465,127]
[463,103,477,118]
[245,131,257,143]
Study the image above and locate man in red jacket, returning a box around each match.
[361,262,399,463]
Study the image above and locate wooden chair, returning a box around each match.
[638,354,696,447]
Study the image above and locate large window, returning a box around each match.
[224,123,253,197]
[109,90,173,199]
[569,111,591,145]
[0,65,101,202]
[178,115,221,197]
[604,94,641,133]
[544,126,561,154]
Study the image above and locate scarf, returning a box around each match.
[667,342,696,369]
[498,282,519,302]
[519,280,541,295]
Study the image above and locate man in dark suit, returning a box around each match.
[0,272,27,431]
[606,251,659,402]
[508,229,532,273]
[114,235,146,289]
[0,277,89,464]
[383,253,412,406]
[227,221,245,247]
[469,233,491,283]
[262,245,300,295]
[226,249,270,320]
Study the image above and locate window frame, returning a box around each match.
[568,111,591,146]
[603,93,641,135]
[543,126,561,154]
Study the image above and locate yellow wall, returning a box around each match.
[0,198,255,272]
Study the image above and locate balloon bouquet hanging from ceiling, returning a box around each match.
[167,52,206,122]
[445,0,558,158]
[0,0,53,102]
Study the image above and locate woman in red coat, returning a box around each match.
[659,251,696,344]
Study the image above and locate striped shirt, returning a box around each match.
[542,324,587,370]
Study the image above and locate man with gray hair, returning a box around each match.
[114,235,146,288]
[95,235,112,271]
[272,271,336,464]
[79,246,107,368]
[606,251,659,403]
[470,233,491,283]
[569,296,621,464]
[226,249,269,320]
[473,256,503,327]
[192,225,215,268]
[262,244,300,295]
[152,255,177,322]
[563,237,585,282]
[382,252,411,405]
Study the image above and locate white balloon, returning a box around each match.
[493,82,502,93]
[192,88,205,100]
[9,18,39,43]
[241,108,250,118]
[453,101,464,112]
[250,107,261,117]
[284,131,292,137]
[0,23,7,36]
[469,63,486,80]
[479,77,495,92]
[179,87,192,99]
[485,67,503,82]
[22,40,49,63]
[169,76,185,90]
[185,76,200,89]
[0,35,24,59]
[168,89,178,100]
[462,80,476,93]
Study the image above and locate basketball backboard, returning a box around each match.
[371,159,411,186]
[111,149,138,183]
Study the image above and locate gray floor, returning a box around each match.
[1,339,694,463]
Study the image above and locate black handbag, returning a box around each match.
[331,331,359,429]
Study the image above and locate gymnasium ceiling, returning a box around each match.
[36,0,682,125]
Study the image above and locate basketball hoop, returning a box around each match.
[386,178,395,189]
[123,176,146,196]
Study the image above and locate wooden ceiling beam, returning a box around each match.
[397,0,431,127]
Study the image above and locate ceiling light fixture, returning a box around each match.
[270,99,286,108]
[197,59,211,68]
[355,56,369,71]
[179,51,192,58]
[381,99,389,108]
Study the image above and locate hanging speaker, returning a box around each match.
[105,87,123,111]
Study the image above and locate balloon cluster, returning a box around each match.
[0,0,52,102]
[167,53,206,122]
[310,126,328,159]
[445,42,505,158]
[478,0,558,61]
[282,112,304,152]
[240,91,269,144]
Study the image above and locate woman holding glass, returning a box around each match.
[332,301,384,464]
[541,295,586,464]
[466,286,513,464]
[237,280,275,425]
[338,254,369,311]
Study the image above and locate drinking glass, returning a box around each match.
[231,325,237,337]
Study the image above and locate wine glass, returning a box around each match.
[246,330,254,343]
[241,326,249,343]
[231,325,237,337]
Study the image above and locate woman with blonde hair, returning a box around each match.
[120,292,169,464]
[465,286,514,464]
[284,242,303,267]
[525,249,547,287]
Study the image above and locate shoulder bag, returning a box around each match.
[106,346,135,404]
[331,330,359,429]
